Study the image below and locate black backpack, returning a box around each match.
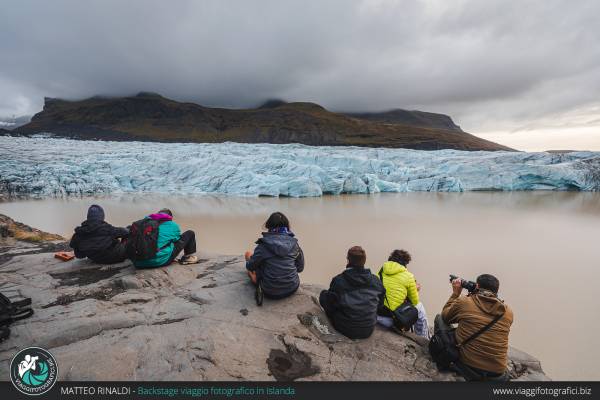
[125,218,164,261]
[1,288,34,343]
[378,269,419,330]
[428,327,460,370]
[429,312,504,371]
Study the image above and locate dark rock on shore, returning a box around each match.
[0,214,67,266]
[0,214,64,243]
[14,93,513,151]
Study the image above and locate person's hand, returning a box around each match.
[416,282,422,291]
[244,251,252,261]
[451,278,463,296]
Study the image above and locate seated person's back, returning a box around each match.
[70,204,129,264]
[441,274,514,375]
[319,246,385,339]
[132,208,197,268]
[378,251,419,312]
[246,212,304,299]
[377,249,430,338]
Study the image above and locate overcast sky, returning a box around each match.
[1,0,599,150]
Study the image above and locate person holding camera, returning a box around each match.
[433,274,513,381]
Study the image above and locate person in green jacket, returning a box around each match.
[133,208,198,268]
[377,249,430,338]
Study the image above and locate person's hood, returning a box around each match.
[258,231,298,257]
[86,204,105,222]
[381,260,407,275]
[470,290,506,316]
[74,219,106,235]
[342,266,373,286]
[149,213,173,221]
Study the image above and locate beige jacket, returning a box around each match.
[442,290,513,373]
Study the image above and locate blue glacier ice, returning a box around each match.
[1,135,599,199]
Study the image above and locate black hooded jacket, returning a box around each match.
[246,232,304,298]
[323,266,385,338]
[69,220,129,260]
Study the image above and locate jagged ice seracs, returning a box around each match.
[1,136,599,199]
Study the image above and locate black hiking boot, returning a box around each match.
[255,284,264,306]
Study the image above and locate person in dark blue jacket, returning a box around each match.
[245,212,304,303]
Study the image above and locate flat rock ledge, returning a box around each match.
[0,240,549,381]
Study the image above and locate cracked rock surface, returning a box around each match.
[0,240,549,381]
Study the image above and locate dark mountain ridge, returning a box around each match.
[346,109,463,131]
[15,93,512,151]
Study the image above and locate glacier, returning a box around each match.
[1,135,599,199]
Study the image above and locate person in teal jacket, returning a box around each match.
[133,208,198,268]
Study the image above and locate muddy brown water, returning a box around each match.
[1,192,599,380]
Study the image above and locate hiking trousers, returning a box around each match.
[377,302,430,339]
[89,241,127,264]
[163,230,197,266]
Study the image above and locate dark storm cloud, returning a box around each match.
[1,0,599,138]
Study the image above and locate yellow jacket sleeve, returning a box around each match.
[407,275,419,305]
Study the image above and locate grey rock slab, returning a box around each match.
[0,245,549,381]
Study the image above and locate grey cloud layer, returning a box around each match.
[1,0,599,134]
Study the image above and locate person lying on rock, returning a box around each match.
[434,274,513,381]
[245,212,304,303]
[130,208,198,268]
[376,249,430,338]
[319,246,385,339]
[69,204,129,264]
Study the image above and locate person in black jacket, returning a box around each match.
[319,246,385,339]
[69,205,129,264]
[245,212,304,301]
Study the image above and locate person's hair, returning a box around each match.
[158,208,173,217]
[477,274,500,294]
[388,249,411,266]
[347,246,366,267]
[264,212,290,230]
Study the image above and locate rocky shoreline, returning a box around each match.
[0,215,548,381]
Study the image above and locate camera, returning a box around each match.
[449,274,478,293]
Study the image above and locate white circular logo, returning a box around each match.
[10,347,58,396]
